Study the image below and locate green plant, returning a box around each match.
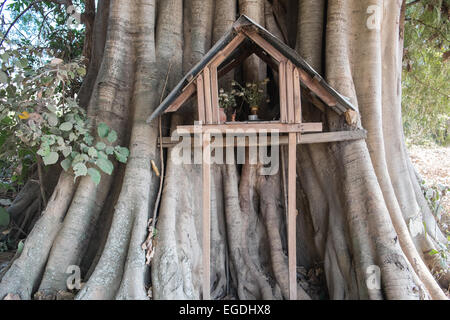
[421,180,449,225]
[231,78,270,107]
[420,179,449,278]
[218,88,237,113]
[402,0,450,146]
[428,240,449,280]
[0,241,8,253]
[0,48,129,186]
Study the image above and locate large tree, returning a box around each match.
[0,0,448,300]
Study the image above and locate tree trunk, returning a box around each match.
[0,0,448,300]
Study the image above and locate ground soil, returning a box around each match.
[408,144,450,215]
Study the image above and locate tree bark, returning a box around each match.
[0,0,447,300]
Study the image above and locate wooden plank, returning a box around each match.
[252,46,279,71]
[217,48,253,78]
[286,61,295,123]
[176,122,322,134]
[298,130,367,144]
[304,90,326,113]
[197,74,206,123]
[211,33,246,68]
[293,68,302,123]
[243,30,285,62]
[279,61,287,123]
[158,129,367,148]
[210,66,220,124]
[297,68,337,107]
[202,133,211,300]
[164,82,196,113]
[203,69,213,124]
[288,132,297,300]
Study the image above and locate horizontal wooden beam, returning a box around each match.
[158,129,367,148]
[176,122,322,134]
[298,130,367,144]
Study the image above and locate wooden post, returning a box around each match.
[288,132,297,300]
[293,68,302,123]
[279,61,288,123]
[202,132,211,300]
[197,74,206,123]
[286,61,295,123]
[203,69,213,124]
[210,66,220,124]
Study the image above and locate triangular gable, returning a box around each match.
[146,15,356,123]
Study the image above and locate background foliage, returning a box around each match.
[402,0,450,146]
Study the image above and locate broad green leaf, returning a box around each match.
[0,71,8,84]
[107,130,118,143]
[46,104,57,113]
[96,142,106,150]
[97,151,108,159]
[0,207,10,228]
[73,162,88,178]
[0,53,9,62]
[62,146,72,158]
[59,122,73,131]
[114,147,130,164]
[105,146,114,155]
[61,158,72,172]
[83,134,94,145]
[96,158,114,175]
[428,249,439,256]
[43,152,59,165]
[19,58,28,68]
[88,147,98,158]
[17,240,24,255]
[77,67,86,76]
[46,113,58,127]
[97,122,109,138]
[64,113,75,122]
[87,168,101,186]
[69,132,77,141]
[56,136,64,146]
[37,144,50,157]
[73,154,89,164]
[80,143,90,153]
[71,151,80,159]
[41,135,56,146]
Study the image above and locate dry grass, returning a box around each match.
[408,144,450,215]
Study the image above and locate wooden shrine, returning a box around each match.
[147,15,366,300]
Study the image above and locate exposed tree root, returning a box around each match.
[0,173,76,300]
[0,0,447,301]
